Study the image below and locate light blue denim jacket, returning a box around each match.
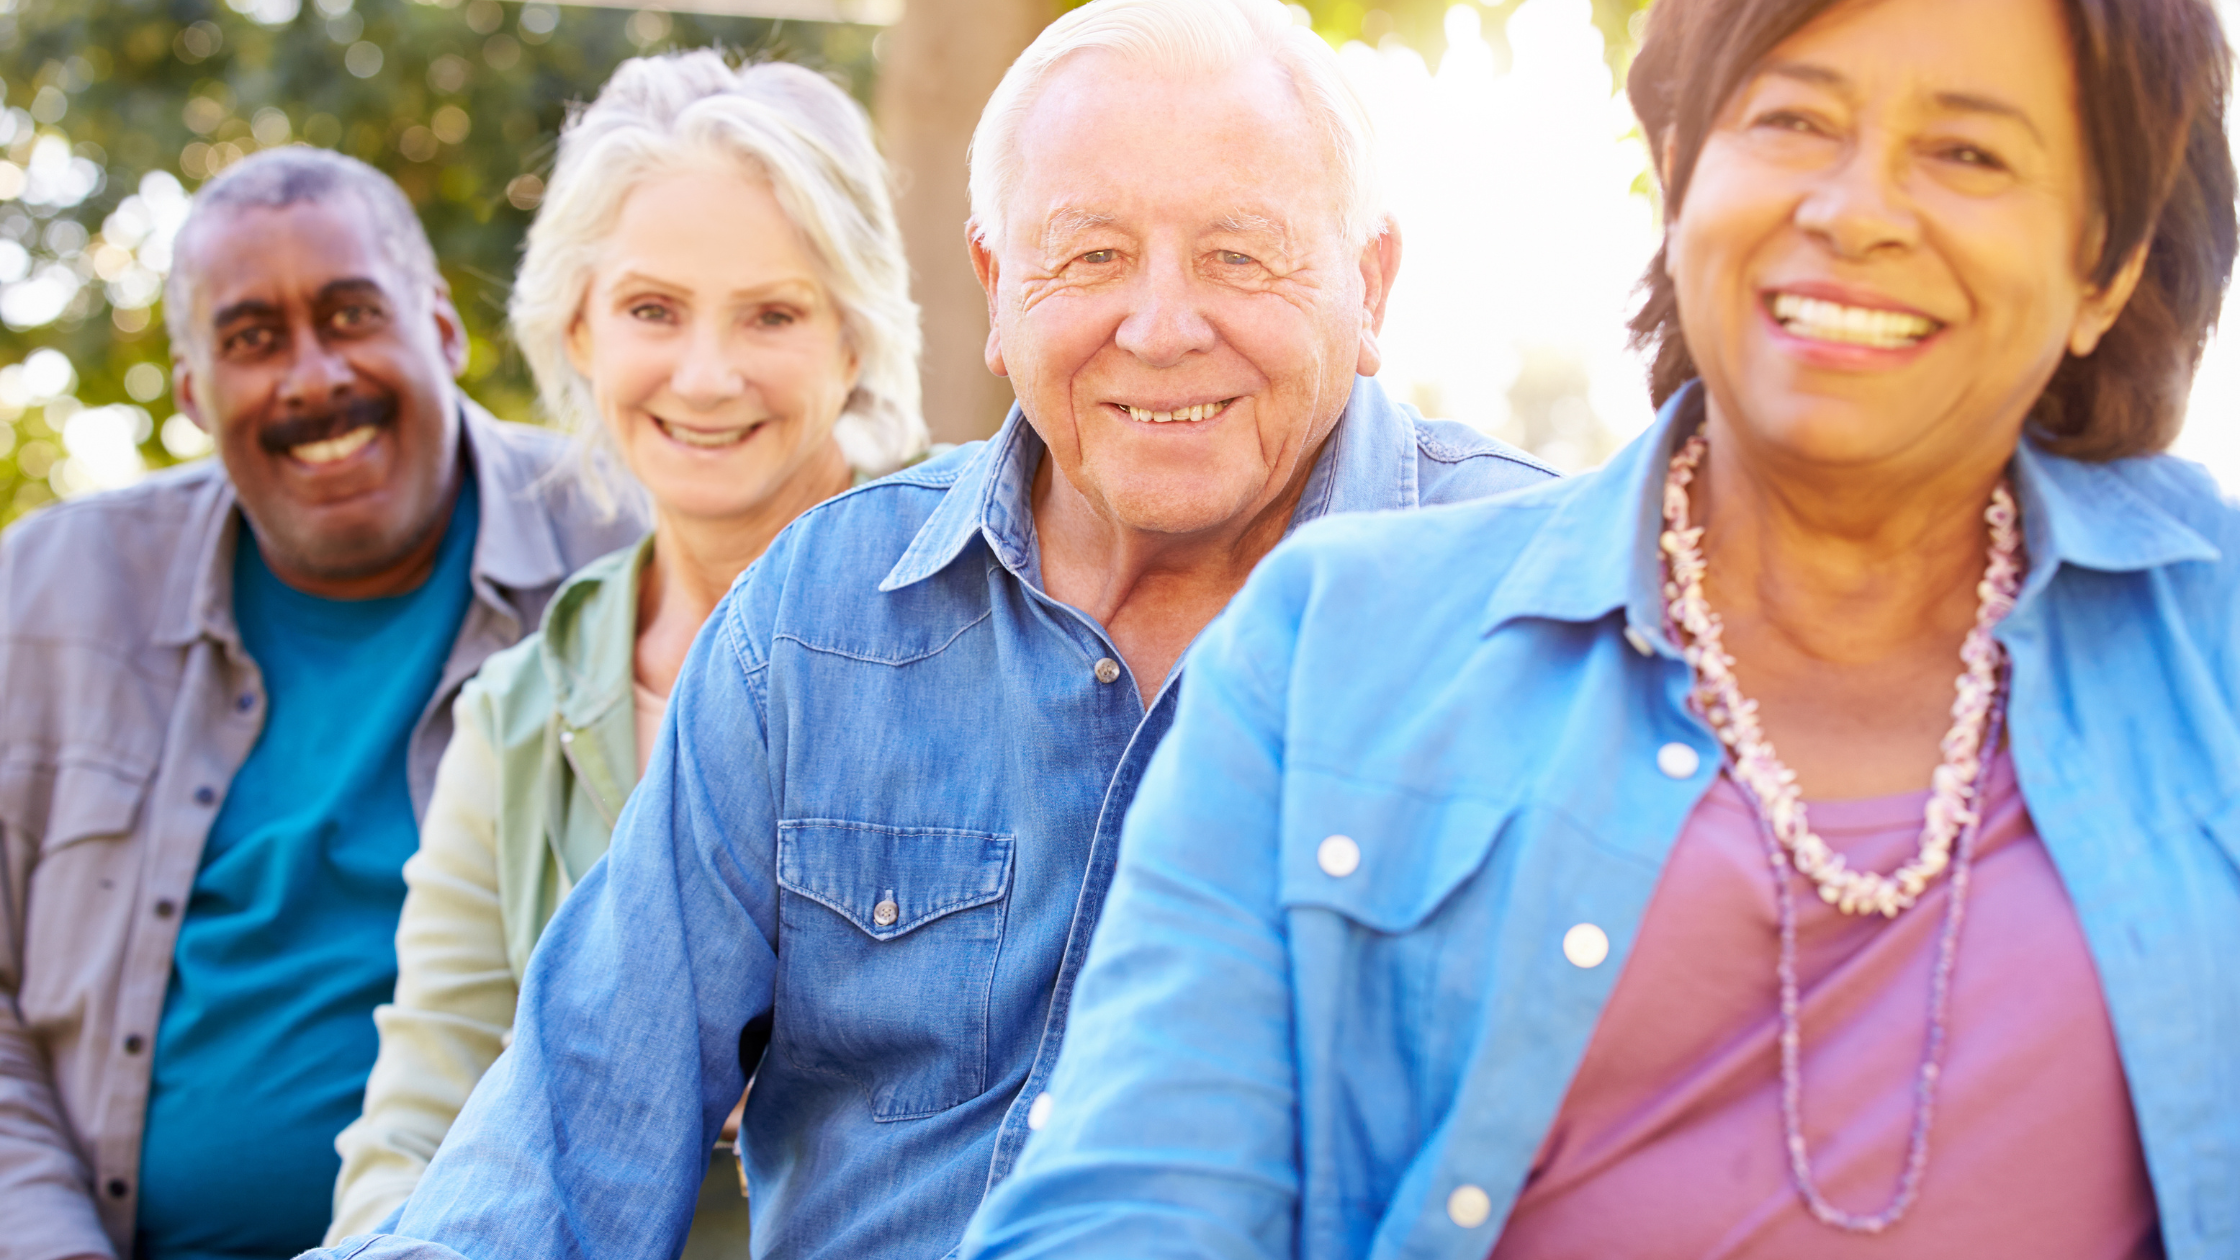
[959,382,2240,1260]
[317,377,1554,1260]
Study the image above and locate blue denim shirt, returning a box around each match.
[959,382,2240,1260]
[320,377,1553,1260]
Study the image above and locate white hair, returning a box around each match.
[512,51,923,498]
[967,0,1381,251]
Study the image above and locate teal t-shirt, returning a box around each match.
[136,479,479,1260]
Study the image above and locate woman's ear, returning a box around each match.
[2070,241,2150,358]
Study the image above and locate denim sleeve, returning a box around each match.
[325,597,781,1260]
[958,549,1310,1260]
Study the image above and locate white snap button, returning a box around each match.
[1562,922,1610,968]
[1623,625,1653,657]
[1656,741,1700,779]
[1026,1091,1053,1131]
[1447,1183,1492,1228]
[873,898,899,927]
[1093,657,1121,685]
[1317,834,1361,878]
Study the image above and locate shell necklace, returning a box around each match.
[1658,429,2024,1233]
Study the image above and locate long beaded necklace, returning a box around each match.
[1657,430,2025,1233]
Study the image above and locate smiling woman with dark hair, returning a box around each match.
[957,0,2240,1256]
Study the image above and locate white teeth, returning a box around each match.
[1124,399,1230,424]
[1770,293,1938,349]
[290,425,376,465]
[657,418,759,448]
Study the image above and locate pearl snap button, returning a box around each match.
[1623,625,1653,657]
[1316,834,1360,878]
[873,898,899,927]
[1447,1184,1492,1228]
[1026,1091,1053,1131]
[1563,923,1610,968]
[1093,657,1121,684]
[1656,742,1701,779]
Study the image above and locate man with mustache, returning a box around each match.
[0,148,641,1260]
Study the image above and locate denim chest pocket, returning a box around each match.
[773,819,1015,1120]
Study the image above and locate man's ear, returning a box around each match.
[431,283,469,379]
[2069,240,2150,358]
[173,352,209,433]
[1354,214,1403,377]
[968,223,1008,379]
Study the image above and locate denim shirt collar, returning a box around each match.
[879,374,1425,594]
[1481,378,2223,644]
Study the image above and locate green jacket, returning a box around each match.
[484,535,650,978]
[331,535,751,1251]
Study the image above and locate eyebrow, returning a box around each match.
[606,270,822,303]
[211,277,389,329]
[317,277,390,305]
[210,297,280,328]
[1040,208,1117,252]
[1212,211,1285,236]
[1759,60,2044,144]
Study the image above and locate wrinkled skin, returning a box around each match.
[971,49,1400,700]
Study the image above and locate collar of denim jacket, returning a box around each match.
[877,374,1420,594]
[1478,378,2222,650]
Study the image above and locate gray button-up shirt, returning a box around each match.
[0,399,644,1260]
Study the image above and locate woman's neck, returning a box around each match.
[634,441,854,696]
[1687,407,2017,798]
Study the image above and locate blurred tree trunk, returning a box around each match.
[876,0,1054,445]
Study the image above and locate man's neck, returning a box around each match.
[257,472,465,601]
[1032,444,1320,708]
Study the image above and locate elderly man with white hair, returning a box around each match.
[319,2,1550,1258]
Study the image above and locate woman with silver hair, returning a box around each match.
[326,49,920,1248]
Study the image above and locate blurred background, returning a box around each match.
[1,0,2234,529]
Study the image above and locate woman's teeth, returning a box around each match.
[1125,399,1234,424]
[290,425,376,466]
[1771,293,1939,349]
[656,417,761,448]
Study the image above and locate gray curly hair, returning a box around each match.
[512,51,924,496]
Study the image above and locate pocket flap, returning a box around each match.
[777,820,1014,940]
[1280,766,1509,933]
[0,757,152,855]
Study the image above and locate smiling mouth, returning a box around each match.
[655,416,767,449]
[289,424,378,466]
[1769,292,1943,350]
[1119,397,1238,425]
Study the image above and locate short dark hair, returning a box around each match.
[1625,0,2238,461]
[164,147,442,356]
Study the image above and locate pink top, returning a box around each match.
[1490,754,2160,1259]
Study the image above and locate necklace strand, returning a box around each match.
[1656,430,2025,1233]
[1659,432,2023,917]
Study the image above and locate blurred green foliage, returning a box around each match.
[0,0,875,523]
[0,0,1647,526]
